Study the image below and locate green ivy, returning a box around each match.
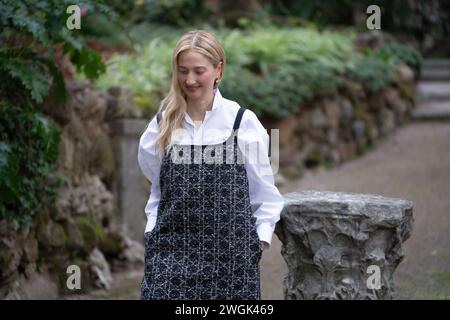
[0,101,60,229]
[0,0,117,229]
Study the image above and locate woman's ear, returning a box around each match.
[217,61,223,79]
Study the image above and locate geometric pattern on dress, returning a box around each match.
[141,107,262,300]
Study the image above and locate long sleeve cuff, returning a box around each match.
[256,222,276,247]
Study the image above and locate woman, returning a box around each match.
[138,29,284,300]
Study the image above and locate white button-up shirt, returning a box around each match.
[138,88,284,247]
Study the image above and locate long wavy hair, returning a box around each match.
[156,29,226,157]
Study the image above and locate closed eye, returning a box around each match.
[179,70,204,75]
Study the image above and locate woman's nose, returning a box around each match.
[186,73,196,84]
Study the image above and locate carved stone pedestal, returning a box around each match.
[275,191,413,299]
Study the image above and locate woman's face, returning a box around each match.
[177,49,221,102]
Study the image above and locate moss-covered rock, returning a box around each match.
[74,214,106,252]
[99,230,125,260]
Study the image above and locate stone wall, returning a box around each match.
[0,81,145,299]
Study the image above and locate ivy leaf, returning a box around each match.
[66,45,106,80]
[30,53,67,107]
[32,113,60,162]
[58,27,83,51]
[11,13,52,50]
[5,60,50,103]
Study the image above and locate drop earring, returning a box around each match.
[214,78,221,89]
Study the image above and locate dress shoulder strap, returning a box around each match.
[232,107,246,131]
[156,112,162,125]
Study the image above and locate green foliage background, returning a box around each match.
[90,25,421,119]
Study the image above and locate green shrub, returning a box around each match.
[344,54,395,93]
[221,27,355,71]
[92,38,175,115]
[376,42,422,77]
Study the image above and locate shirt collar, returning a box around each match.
[211,87,222,111]
[184,88,223,126]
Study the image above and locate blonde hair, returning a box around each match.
[156,29,226,156]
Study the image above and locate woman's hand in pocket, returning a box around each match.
[259,241,269,251]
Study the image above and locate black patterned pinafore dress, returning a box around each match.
[140,107,262,300]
